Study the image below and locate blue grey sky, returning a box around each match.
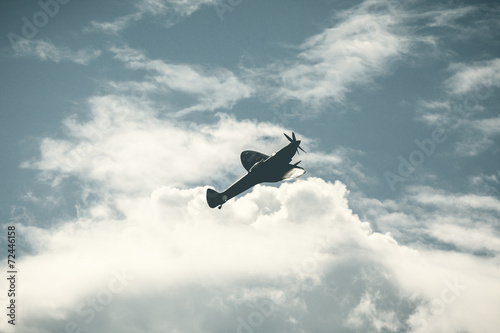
[1,0,500,332]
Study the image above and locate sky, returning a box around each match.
[0,0,499,332]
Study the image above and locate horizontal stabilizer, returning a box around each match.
[207,188,224,209]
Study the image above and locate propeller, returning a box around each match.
[284,132,307,154]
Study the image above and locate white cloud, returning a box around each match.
[452,116,500,156]
[110,46,254,113]
[472,116,500,136]
[263,4,409,109]
[87,0,219,34]
[307,146,376,189]
[346,292,399,332]
[469,171,500,193]
[352,185,500,253]
[22,97,272,196]
[445,58,500,96]
[11,39,101,65]
[408,186,500,214]
[416,58,500,156]
[419,6,478,30]
[5,176,500,333]
[429,224,500,253]
[138,0,218,17]
[86,13,143,35]
[7,88,500,333]
[4,2,500,331]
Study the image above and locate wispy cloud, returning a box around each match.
[138,0,218,16]
[416,57,500,156]
[11,39,101,65]
[404,2,500,44]
[109,45,254,113]
[408,185,500,214]
[262,0,488,113]
[417,5,478,30]
[428,224,500,253]
[86,13,143,35]
[253,1,414,111]
[352,184,500,252]
[87,0,219,34]
[307,146,376,189]
[445,58,500,96]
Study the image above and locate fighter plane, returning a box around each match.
[207,132,306,209]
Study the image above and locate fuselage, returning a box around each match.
[248,142,298,183]
[258,142,297,167]
[206,133,305,209]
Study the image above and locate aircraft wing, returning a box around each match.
[240,150,268,171]
[279,165,306,181]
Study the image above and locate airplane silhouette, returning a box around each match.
[207,132,306,209]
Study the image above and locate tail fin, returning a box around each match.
[206,188,224,209]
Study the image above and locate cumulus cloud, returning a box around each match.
[10,39,101,65]
[5,177,500,333]
[3,2,500,332]
[4,87,500,333]
[21,97,277,197]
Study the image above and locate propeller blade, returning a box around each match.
[294,160,301,166]
[298,146,307,153]
[284,133,293,142]
[292,132,296,141]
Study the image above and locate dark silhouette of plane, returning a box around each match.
[207,132,306,209]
